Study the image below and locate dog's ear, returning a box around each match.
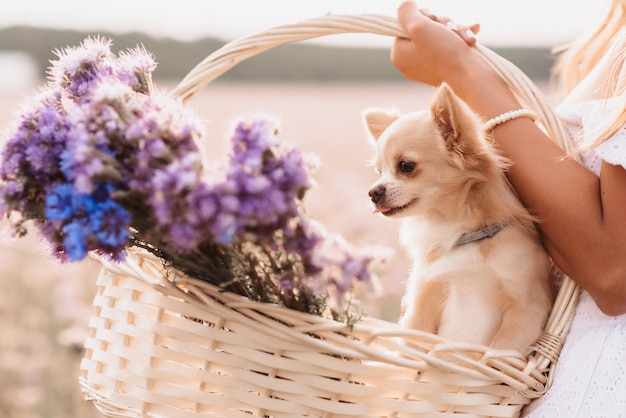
[430,83,483,164]
[362,108,399,141]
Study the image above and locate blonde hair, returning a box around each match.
[552,0,626,146]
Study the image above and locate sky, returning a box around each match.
[0,0,609,48]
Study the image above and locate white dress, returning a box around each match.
[521,98,626,417]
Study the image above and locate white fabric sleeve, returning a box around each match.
[558,98,626,170]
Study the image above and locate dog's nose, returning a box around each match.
[369,184,385,204]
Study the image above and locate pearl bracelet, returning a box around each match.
[483,109,538,132]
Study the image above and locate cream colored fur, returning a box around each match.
[363,84,552,352]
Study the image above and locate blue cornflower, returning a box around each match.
[91,199,131,248]
[43,182,130,259]
[62,220,88,261]
[46,184,77,221]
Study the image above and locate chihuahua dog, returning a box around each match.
[363,84,552,352]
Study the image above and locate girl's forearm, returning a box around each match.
[448,57,626,315]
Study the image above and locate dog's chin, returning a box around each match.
[377,199,418,217]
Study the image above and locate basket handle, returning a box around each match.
[171,14,404,101]
[170,13,580,374]
[171,14,572,153]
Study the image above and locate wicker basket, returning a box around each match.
[79,14,581,418]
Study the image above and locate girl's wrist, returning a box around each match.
[445,53,522,121]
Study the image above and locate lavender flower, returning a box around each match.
[0,36,383,318]
[215,118,315,241]
[48,36,116,102]
[0,89,69,209]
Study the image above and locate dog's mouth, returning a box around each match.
[374,199,417,216]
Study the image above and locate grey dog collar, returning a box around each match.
[455,224,503,247]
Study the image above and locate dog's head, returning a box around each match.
[363,83,505,219]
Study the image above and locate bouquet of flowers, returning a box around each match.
[0,37,382,319]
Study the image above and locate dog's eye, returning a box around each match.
[398,161,416,175]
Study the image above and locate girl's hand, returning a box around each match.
[391,0,482,87]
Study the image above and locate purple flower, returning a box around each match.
[115,46,156,94]
[0,36,383,318]
[1,91,68,181]
[48,36,116,102]
[207,118,315,241]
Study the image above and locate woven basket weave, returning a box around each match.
[79,14,581,418]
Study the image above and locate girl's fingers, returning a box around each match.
[419,8,438,21]
[459,23,480,46]
[415,3,481,47]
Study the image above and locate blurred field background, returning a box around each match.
[0,25,555,418]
